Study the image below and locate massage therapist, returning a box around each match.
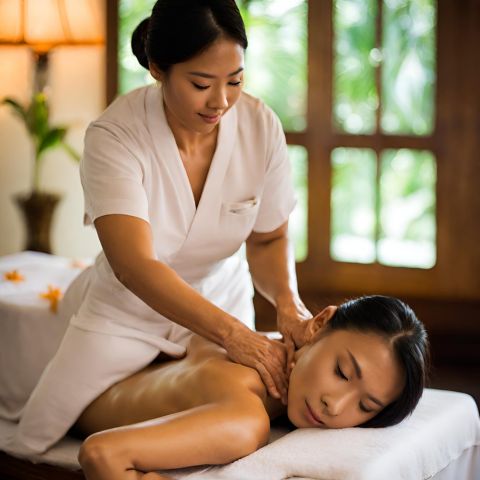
[13,0,316,455]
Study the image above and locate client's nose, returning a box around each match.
[322,392,351,416]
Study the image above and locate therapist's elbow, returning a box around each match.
[110,257,154,292]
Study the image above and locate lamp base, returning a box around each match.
[33,51,49,94]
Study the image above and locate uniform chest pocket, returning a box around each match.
[222,197,260,216]
[217,198,260,254]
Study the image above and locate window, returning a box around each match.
[303,0,442,296]
[332,0,437,269]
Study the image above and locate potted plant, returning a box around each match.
[2,92,80,253]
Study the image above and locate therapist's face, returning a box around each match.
[287,310,405,429]
[150,37,244,134]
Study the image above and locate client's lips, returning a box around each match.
[305,400,325,426]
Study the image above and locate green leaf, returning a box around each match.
[2,98,28,123]
[3,91,79,191]
[27,93,49,138]
[36,127,67,158]
[60,141,81,162]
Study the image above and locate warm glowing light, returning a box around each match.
[0,0,104,53]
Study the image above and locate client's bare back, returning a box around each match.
[77,334,283,478]
[74,334,275,436]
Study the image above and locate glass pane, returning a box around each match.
[331,148,377,263]
[333,0,378,134]
[381,0,436,135]
[239,0,307,131]
[379,149,436,268]
[288,146,308,262]
[119,0,155,94]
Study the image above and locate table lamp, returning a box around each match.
[0,0,105,93]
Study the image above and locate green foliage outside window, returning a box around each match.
[334,0,436,135]
[334,0,378,134]
[287,146,308,262]
[382,0,436,134]
[331,147,436,268]
[238,0,307,132]
[332,0,437,268]
[118,0,155,94]
[379,150,436,267]
[331,148,377,263]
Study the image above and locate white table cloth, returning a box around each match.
[0,251,91,420]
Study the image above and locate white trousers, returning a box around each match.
[10,325,160,455]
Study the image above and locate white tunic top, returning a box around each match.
[75,84,296,356]
[7,85,298,456]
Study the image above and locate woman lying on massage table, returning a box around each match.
[76,295,429,480]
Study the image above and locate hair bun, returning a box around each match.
[131,17,150,70]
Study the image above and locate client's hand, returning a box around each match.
[223,325,289,405]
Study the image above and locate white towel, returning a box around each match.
[183,389,480,480]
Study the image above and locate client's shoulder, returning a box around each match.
[186,335,267,400]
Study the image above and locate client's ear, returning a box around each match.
[293,306,338,365]
[310,305,338,340]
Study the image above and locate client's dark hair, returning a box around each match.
[131,0,248,72]
[322,295,429,428]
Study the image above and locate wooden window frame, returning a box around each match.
[106,0,480,301]
[295,0,441,299]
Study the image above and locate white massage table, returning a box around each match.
[1,251,480,480]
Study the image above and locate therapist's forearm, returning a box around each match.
[117,259,247,347]
[246,234,302,314]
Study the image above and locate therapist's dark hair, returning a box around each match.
[319,295,430,428]
[132,0,248,72]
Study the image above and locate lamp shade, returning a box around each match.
[0,0,104,53]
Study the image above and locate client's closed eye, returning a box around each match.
[359,403,374,413]
[335,362,348,381]
[336,362,374,413]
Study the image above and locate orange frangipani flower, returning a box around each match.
[39,285,63,313]
[4,270,25,282]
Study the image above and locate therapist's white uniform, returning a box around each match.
[11,84,296,454]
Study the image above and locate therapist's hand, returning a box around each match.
[277,302,314,378]
[223,325,289,405]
